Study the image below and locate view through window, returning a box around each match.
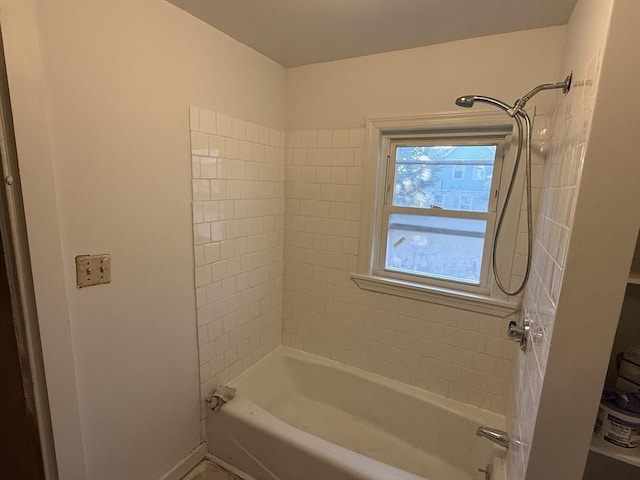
[382,143,500,285]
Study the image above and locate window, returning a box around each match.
[352,113,520,317]
[452,165,465,179]
[379,138,503,288]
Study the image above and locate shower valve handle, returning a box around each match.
[507,319,530,351]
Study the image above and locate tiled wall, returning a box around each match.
[189,107,285,436]
[281,127,529,414]
[508,49,603,479]
[190,116,554,426]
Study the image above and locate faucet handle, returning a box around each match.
[507,318,530,351]
[478,464,493,480]
[507,320,526,338]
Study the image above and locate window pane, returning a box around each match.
[385,214,487,284]
[393,145,496,212]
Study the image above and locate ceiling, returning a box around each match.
[169,0,577,68]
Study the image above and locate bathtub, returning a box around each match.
[207,347,506,480]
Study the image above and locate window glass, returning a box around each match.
[385,214,487,284]
[393,145,496,212]
[384,143,500,286]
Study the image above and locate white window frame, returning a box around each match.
[351,112,523,317]
[377,135,504,292]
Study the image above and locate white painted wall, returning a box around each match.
[286,26,567,129]
[0,1,285,479]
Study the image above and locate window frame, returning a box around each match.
[352,112,522,318]
[376,135,507,294]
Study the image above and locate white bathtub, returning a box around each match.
[207,347,506,480]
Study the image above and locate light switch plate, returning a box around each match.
[75,254,111,288]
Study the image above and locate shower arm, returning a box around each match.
[512,74,573,115]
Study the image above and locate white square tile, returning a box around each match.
[317,130,332,148]
[210,180,226,200]
[192,202,204,224]
[193,223,210,245]
[192,179,210,201]
[337,149,354,166]
[194,246,205,267]
[332,129,350,148]
[321,149,338,166]
[200,109,216,134]
[302,130,317,148]
[246,122,259,143]
[195,265,212,287]
[270,128,282,147]
[200,158,217,179]
[348,128,365,148]
[203,201,220,222]
[211,222,224,242]
[225,138,240,159]
[192,156,201,179]
[191,132,208,156]
[232,118,246,140]
[287,131,302,148]
[259,125,270,145]
[217,113,233,137]
[208,135,225,157]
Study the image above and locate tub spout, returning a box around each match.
[476,426,511,449]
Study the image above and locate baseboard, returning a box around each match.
[158,443,207,480]
[205,453,257,480]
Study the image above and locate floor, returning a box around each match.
[181,460,242,480]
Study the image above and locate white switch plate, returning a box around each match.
[75,254,111,288]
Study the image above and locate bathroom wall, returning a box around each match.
[0,1,285,479]
[509,1,640,479]
[286,26,566,130]
[283,27,567,412]
[6,1,634,479]
[189,108,285,437]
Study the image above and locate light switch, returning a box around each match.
[75,254,111,288]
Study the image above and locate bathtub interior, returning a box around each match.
[226,348,505,480]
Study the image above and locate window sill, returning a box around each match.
[351,273,520,318]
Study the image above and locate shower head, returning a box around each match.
[455,96,475,108]
[454,95,514,115]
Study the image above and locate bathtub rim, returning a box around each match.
[209,345,508,480]
[209,395,427,480]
